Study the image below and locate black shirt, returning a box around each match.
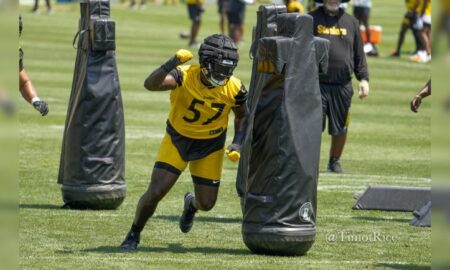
[309,7,369,84]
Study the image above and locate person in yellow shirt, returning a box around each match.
[410,0,431,63]
[285,0,305,13]
[391,0,424,57]
[120,34,248,250]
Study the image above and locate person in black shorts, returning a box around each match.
[353,0,378,56]
[218,0,229,34]
[227,0,246,44]
[187,0,205,47]
[310,0,369,173]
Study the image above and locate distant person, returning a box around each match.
[227,0,247,44]
[218,0,229,34]
[390,0,423,57]
[129,0,146,9]
[410,0,431,63]
[120,34,248,251]
[31,0,52,13]
[186,0,204,47]
[410,80,431,113]
[353,0,378,57]
[19,15,49,116]
[285,0,305,13]
[310,0,369,173]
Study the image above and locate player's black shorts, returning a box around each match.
[320,82,353,136]
[353,6,370,21]
[188,4,203,22]
[227,0,245,25]
[218,0,229,14]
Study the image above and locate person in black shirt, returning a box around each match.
[310,0,369,173]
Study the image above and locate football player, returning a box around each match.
[19,15,49,116]
[391,0,424,57]
[120,34,248,250]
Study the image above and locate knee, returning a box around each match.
[195,196,216,211]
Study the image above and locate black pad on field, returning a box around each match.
[353,186,431,212]
[57,0,126,210]
[236,5,329,256]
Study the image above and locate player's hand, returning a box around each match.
[175,49,193,64]
[226,143,241,162]
[410,95,422,113]
[32,100,49,116]
[358,80,369,99]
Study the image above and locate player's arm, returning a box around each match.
[19,69,49,116]
[226,99,249,162]
[144,49,193,91]
[411,79,431,113]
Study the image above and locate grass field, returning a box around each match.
[19,1,431,269]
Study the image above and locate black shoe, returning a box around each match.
[179,192,197,233]
[120,231,140,250]
[327,159,344,174]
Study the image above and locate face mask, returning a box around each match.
[201,60,236,87]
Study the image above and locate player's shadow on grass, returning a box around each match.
[153,214,242,224]
[82,243,250,256]
[375,263,430,270]
[352,216,411,223]
[19,204,64,210]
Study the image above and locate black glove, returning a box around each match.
[32,100,49,116]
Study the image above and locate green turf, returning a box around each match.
[19,1,430,269]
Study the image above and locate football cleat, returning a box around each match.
[326,159,344,174]
[179,192,197,233]
[120,231,140,251]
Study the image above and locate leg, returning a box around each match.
[45,0,51,12]
[179,148,224,233]
[393,21,409,55]
[190,20,201,46]
[326,83,352,173]
[133,167,180,227]
[330,133,347,160]
[121,133,187,250]
[32,0,39,12]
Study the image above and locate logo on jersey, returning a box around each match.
[317,25,348,36]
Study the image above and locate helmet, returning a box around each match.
[198,34,239,87]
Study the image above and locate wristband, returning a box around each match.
[415,95,422,100]
[161,56,180,73]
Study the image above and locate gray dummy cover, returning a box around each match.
[57,0,126,209]
[237,5,329,256]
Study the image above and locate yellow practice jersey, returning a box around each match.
[168,65,246,139]
[423,0,431,15]
[405,0,423,12]
[441,0,450,12]
[186,0,204,5]
[287,1,305,13]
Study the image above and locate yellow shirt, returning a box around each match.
[424,0,431,15]
[287,1,305,13]
[186,0,204,5]
[168,65,244,139]
[441,0,450,12]
[405,0,421,12]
